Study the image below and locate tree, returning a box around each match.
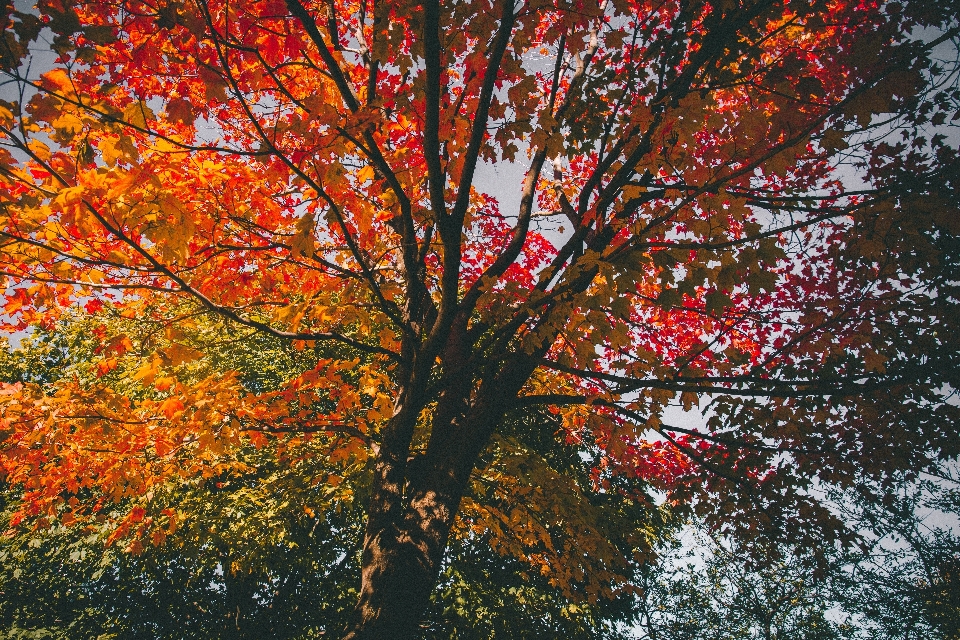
[1,0,959,637]
[0,315,668,638]
[831,476,960,640]
[631,475,960,640]
[635,533,858,640]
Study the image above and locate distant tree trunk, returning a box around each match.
[221,559,258,640]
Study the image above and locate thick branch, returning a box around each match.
[422,0,447,220]
[285,0,360,111]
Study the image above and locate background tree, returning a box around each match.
[635,533,858,640]
[631,475,960,640]
[832,477,960,640]
[1,0,959,637]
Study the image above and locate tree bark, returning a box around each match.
[341,349,535,639]
[340,425,480,638]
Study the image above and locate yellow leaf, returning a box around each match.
[132,358,160,384]
[357,165,375,184]
[161,343,203,366]
[275,303,306,332]
[162,193,191,221]
[27,139,51,162]
[123,101,155,129]
[0,103,15,126]
[54,185,85,208]
[291,212,315,258]
[357,202,373,235]
[153,138,180,153]
[51,112,84,136]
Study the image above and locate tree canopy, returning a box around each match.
[1,0,959,636]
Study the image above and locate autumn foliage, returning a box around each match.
[1,0,959,636]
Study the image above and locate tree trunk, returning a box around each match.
[337,307,543,638]
[341,380,513,638]
[340,491,458,639]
